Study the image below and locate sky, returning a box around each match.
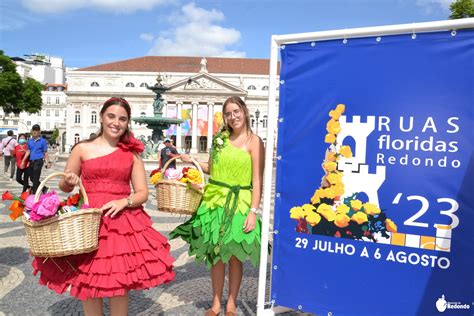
[0,0,454,68]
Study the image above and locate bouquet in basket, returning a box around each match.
[150,166,203,191]
[2,190,89,222]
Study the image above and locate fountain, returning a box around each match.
[133,74,184,161]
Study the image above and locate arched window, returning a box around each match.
[91,111,97,124]
[126,82,135,87]
[262,85,269,91]
[91,82,99,87]
[140,83,148,87]
[263,115,268,128]
[247,85,256,90]
[74,111,81,124]
[74,133,80,144]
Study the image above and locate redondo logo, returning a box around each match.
[436,295,470,313]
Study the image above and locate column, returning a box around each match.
[207,102,214,152]
[191,102,198,154]
[176,102,182,150]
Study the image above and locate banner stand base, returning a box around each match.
[261,306,294,315]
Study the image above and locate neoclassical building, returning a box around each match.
[65,56,279,153]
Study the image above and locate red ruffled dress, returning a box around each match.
[32,139,175,300]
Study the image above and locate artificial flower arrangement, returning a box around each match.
[289,104,398,241]
[211,128,229,164]
[2,190,89,222]
[150,166,203,191]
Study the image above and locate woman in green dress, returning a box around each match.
[172,96,264,316]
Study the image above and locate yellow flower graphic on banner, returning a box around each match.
[289,103,398,243]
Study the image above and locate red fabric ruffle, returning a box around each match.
[117,133,144,154]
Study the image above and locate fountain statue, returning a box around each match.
[133,74,184,159]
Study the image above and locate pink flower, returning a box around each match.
[24,195,37,210]
[35,191,60,217]
[165,168,183,181]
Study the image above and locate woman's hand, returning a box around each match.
[243,212,257,233]
[180,154,192,163]
[64,170,80,187]
[102,198,128,218]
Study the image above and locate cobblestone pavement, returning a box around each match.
[0,157,310,316]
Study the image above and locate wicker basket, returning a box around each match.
[156,156,204,215]
[22,172,102,257]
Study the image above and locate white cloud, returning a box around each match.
[140,33,154,42]
[1,1,39,30]
[148,3,246,58]
[21,0,170,14]
[414,0,453,13]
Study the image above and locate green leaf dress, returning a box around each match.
[170,138,262,269]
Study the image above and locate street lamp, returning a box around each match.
[255,109,260,135]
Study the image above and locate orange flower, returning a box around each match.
[9,200,24,221]
[2,191,14,201]
[20,191,30,201]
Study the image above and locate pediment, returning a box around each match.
[166,73,246,94]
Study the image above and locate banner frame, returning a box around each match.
[258,17,474,316]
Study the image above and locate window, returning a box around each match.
[46,97,51,104]
[55,109,59,116]
[46,122,50,130]
[262,85,269,91]
[250,114,255,128]
[56,97,60,105]
[27,121,31,126]
[74,111,81,124]
[247,85,256,90]
[91,111,97,124]
[74,133,80,144]
[91,82,99,87]
[140,82,148,87]
[46,109,50,116]
[140,112,146,117]
[126,82,135,87]
[263,115,268,128]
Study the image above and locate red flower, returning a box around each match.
[2,191,14,201]
[150,168,161,177]
[335,231,341,237]
[20,191,30,201]
[67,194,80,206]
[117,133,144,154]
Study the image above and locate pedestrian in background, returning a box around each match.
[0,130,18,181]
[21,124,51,194]
[171,96,264,316]
[13,133,30,192]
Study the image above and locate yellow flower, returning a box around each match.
[363,202,381,215]
[324,133,336,144]
[350,199,362,211]
[306,212,321,226]
[326,173,342,185]
[336,204,350,214]
[326,119,341,135]
[335,213,350,228]
[335,104,345,113]
[150,172,162,185]
[302,203,316,214]
[290,206,304,220]
[185,169,202,184]
[333,183,345,196]
[310,191,321,204]
[323,161,337,172]
[386,218,397,232]
[339,145,353,158]
[327,152,339,162]
[328,104,346,119]
[317,203,336,221]
[351,211,368,224]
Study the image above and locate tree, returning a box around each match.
[0,50,43,114]
[449,0,474,19]
[51,127,60,144]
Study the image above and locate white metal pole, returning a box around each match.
[257,35,280,316]
[274,18,474,45]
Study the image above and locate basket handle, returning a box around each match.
[162,156,205,185]
[34,172,89,204]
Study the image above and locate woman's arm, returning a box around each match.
[181,154,211,175]
[59,144,82,192]
[243,134,265,233]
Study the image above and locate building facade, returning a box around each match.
[65,56,278,154]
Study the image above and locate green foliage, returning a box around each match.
[51,127,60,143]
[449,0,474,19]
[0,50,43,114]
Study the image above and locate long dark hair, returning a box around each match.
[222,96,252,135]
[75,97,132,148]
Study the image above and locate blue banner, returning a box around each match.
[272,29,474,315]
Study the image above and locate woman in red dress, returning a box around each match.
[32,97,175,315]
[13,133,30,192]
